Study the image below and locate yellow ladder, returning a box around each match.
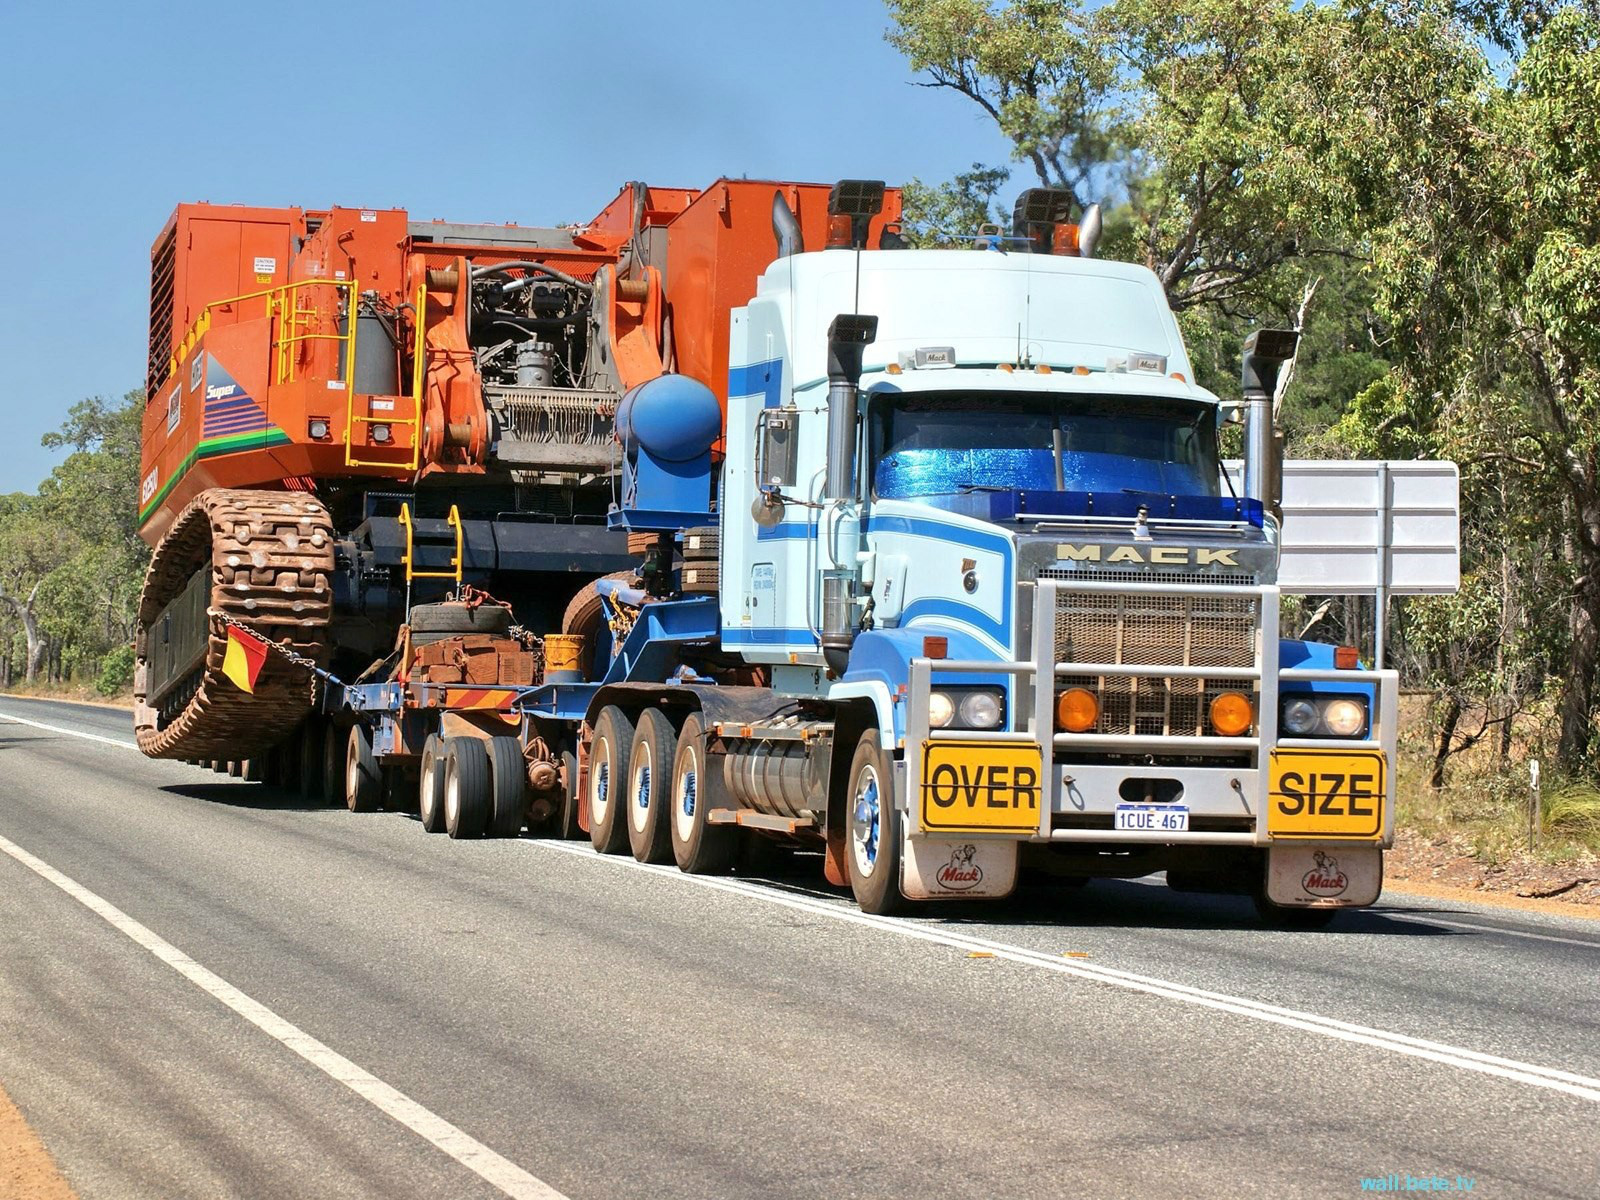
[398,502,462,584]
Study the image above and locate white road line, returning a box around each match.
[12,706,1600,1106]
[0,711,138,749]
[0,831,567,1200]
[534,841,1600,1104]
[1380,911,1600,950]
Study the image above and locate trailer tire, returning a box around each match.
[587,706,633,854]
[626,708,677,864]
[419,735,447,833]
[669,713,736,874]
[345,724,381,812]
[845,730,907,916]
[486,736,527,838]
[298,721,325,798]
[444,737,490,839]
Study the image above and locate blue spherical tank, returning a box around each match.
[615,375,722,463]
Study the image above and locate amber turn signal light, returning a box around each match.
[1209,691,1254,736]
[1057,687,1099,732]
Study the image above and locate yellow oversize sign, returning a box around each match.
[1267,749,1386,840]
[919,741,1042,834]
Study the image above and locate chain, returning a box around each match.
[217,614,346,686]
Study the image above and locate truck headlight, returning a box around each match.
[1282,699,1319,735]
[1324,697,1366,737]
[958,690,1003,730]
[1280,695,1368,738]
[928,691,956,729]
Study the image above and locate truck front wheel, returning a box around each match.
[845,730,906,915]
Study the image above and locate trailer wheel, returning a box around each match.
[444,737,490,839]
[486,736,527,838]
[626,708,677,864]
[558,748,583,840]
[345,724,381,812]
[587,706,634,854]
[669,713,736,874]
[419,735,447,833]
[297,721,325,798]
[845,730,907,915]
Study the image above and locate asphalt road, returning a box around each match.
[2,694,1597,1200]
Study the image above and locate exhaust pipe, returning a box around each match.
[1078,203,1103,258]
[1239,328,1299,522]
[821,313,878,675]
[772,192,803,259]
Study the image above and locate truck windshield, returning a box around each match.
[869,391,1220,500]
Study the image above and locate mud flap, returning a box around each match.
[1265,843,1383,907]
[900,832,1019,901]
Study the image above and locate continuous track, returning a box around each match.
[133,489,334,760]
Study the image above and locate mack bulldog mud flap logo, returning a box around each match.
[1301,850,1349,898]
[935,844,983,891]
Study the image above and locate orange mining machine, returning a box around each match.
[133,180,904,760]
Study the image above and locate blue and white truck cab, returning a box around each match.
[594,183,1429,921]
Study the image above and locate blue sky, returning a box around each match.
[0,0,1013,494]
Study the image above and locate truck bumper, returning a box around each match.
[896,576,1399,901]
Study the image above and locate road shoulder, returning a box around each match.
[0,1081,75,1200]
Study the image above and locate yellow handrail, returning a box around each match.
[398,502,463,584]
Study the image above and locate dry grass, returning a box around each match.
[1395,695,1600,866]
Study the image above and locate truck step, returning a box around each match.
[706,809,816,834]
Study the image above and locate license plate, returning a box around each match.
[1114,804,1189,832]
[1267,749,1386,839]
[919,740,1042,834]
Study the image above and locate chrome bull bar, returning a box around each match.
[902,576,1400,845]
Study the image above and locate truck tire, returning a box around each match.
[562,572,640,640]
[626,708,677,864]
[680,563,720,594]
[681,526,719,559]
[558,748,583,840]
[419,735,447,833]
[845,729,907,915]
[444,737,490,839]
[407,602,513,635]
[486,736,527,838]
[669,713,736,874]
[345,724,381,813]
[298,720,325,799]
[587,706,634,854]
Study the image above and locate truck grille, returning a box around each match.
[1054,589,1259,737]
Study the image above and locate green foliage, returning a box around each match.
[96,643,135,696]
[0,390,148,688]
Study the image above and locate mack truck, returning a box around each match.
[137,177,1436,922]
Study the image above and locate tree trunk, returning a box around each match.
[1430,693,1463,789]
[1558,564,1600,769]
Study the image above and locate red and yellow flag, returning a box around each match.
[221,626,271,694]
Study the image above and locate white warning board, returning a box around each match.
[1225,460,1460,595]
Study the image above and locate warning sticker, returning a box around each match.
[252,256,277,275]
